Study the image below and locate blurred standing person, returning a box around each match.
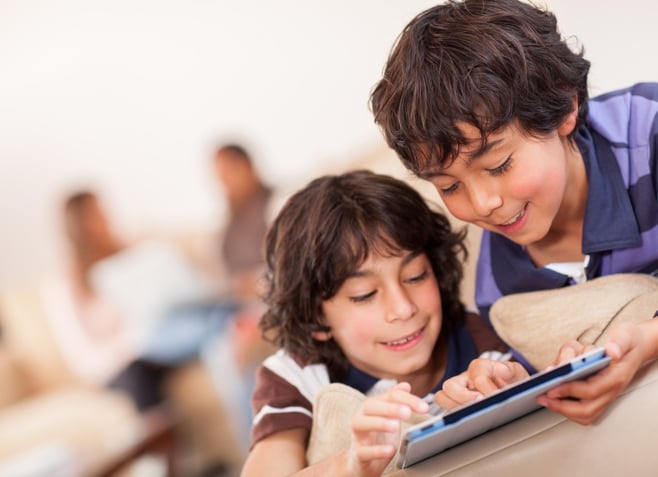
[212,143,273,304]
[202,143,275,456]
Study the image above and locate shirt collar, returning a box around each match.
[342,323,478,395]
[576,126,641,253]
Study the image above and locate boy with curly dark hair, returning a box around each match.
[371,0,658,425]
[241,170,513,476]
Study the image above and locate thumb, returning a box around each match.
[605,341,623,361]
[604,322,635,361]
[492,361,515,386]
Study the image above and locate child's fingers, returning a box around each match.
[353,444,397,462]
[466,359,504,395]
[357,398,409,421]
[537,389,616,426]
[437,374,482,408]
[435,359,528,410]
[367,383,430,414]
[434,389,480,410]
[351,412,400,456]
[552,340,586,366]
[491,361,529,387]
[351,413,400,436]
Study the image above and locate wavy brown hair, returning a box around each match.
[370,0,591,176]
[63,191,120,292]
[260,170,468,379]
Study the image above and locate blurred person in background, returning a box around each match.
[60,188,261,475]
[54,142,275,461]
[210,143,272,305]
[201,143,276,454]
[60,190,220,411]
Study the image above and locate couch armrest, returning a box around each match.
[0,286,74,393]
[0,386,138,461]
[388,358,658,476]
[89,405,178,477]
[0,347,30,407]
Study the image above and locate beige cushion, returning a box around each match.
[0,287,75,392]
[0,386,138,462]
[489,273,658,370]
[307,383,430,475]
[306,383,362,467]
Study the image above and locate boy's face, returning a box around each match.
[420,120,583,247]
[316,250,443,384]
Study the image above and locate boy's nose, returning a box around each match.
[385,287,417,322]
[469,185,503,217]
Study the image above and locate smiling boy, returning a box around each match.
[240,170,514,477]
[370,0,658,424]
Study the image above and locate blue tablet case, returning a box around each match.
[398,348,611,468]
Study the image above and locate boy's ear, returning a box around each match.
[557,95,579,136]
[311,329,332,342]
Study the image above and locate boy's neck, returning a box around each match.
[526,141,588,267]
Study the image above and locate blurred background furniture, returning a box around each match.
[0,281,246,476]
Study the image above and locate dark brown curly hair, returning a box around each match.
[370,0,591,176]
[260,170,468,379]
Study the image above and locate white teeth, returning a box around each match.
[502,208,524,225]
[387,329,421,345]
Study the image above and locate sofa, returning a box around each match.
[0,277,247,476]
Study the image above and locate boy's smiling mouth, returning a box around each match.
[382,326,425,349]
[501,205,527,225]
[496,204,528,232]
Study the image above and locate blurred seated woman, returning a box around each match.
[60,190,236,411]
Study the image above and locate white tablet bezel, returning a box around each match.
[398,347,611,468]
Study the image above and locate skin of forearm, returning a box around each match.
[243,449,360,477]
[288,450,356,477]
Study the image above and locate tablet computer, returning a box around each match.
[398,347,611,468]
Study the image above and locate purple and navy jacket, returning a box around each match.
[475,83,658,368]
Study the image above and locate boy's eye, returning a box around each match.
[349,290,376,303]
[488,156,512,176]
[405,269,428,283]
[439,182,459,195]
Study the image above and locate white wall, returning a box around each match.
[0,0,656,290]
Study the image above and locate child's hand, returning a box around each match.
[348,382,428,477]
[434,359,528,410]
[537,322,651,425]
[546,340,596,368]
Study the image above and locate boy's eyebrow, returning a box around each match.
[418,138,505,179]
[418,169,448,180]
[403,250,423,264]
[345,251,421,278]
[346,269,370,279]
[466,138,504,162]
